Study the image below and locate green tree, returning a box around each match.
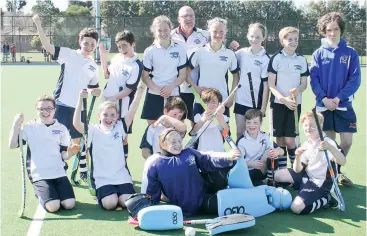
[30,35,42,51]
[31,0,60,16]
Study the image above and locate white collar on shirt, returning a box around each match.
[205,43,226,52]
[281,49,297,59]
[153,40,175,49]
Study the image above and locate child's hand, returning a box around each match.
[14,113,24,126]
[201,110,214,122]
[295,146,306,157]
[332,97,340,107]
[91,88,101,97]
[322,98,337,111]
[268,149,279,159]
[153,115,170,128]
[67,144,80,157]
[229,40,240,51]
[290,88,299,98]
[160,86,172,98]
[79,90,88,99]
[228,149,241,160]
[215,103,225,115]
[196,86,207,95]
[280,97,297,110]
[248,160,263,169]
[32,14,42,26]
[319,141,331,151]
[99,43,110,55]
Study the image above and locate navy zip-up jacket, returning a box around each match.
[310,39,361,108]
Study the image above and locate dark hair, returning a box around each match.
[317,12,345,36]
[36,95,56,108]
[79,28,99,41]
[245,109,263,123]
[164,96,188,120]
[115,30,135,44]
[201,88,223,103]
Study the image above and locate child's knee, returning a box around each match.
[61,198,75,210]
[341,139,353,149]
[291,197,305,214]
[102,195,118,210]
[118,194,132,208]
[45,200,60,212]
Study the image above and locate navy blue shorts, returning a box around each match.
[234,103,259,116]
[180,92,194,122]
[271,103,301,138]
[288,168,332,207]
[33,176,75,211]
[96,183,136,207]
[55,104,85,139]
[141,93,166,120]
[321,108,357,133]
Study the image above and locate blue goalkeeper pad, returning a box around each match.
[138,205,183,230]
[206,214,255,235]
[227,157,254,189]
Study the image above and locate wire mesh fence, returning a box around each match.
[1,15,366,63]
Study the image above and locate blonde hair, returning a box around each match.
[300,111,324,127]
[248,23,267,38]
[150,15,173,38]
[99,101,118,113]
[207,17,228,31]
[279,26,299,40]
[36,95,55,108]
[158,128,179,150]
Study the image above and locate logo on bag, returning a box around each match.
[170,52,179,58]
[52,130,62,135]
[340,55,349,64]
[224,206,245,215]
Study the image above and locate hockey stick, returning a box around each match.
[247,72,256,109]
[185,84,241,148]
[291,92,300,148]
[312,108,345,212]
[18,132,26,218]
[70,96,96,185]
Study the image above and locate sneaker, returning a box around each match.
[338,173,353,187]
[327,192,340,209]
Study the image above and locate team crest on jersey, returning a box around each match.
[88,65,96,72]
[219,56,228,61]
[170,52,179,59]
[188,154,196,166]
[321,56,331,65]
[194,38,201,44]
[294,65,302,71]
[254,60,262,66]
[340,55,349,64]
[113,132,120,140]
[52,130,62,135]
[121,69,130,77]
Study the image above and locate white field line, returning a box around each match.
[26,204,46,236]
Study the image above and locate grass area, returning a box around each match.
[1,65,366,236]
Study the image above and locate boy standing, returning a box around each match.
[9,96,80,212]
[310,12,361,187]
[274,112,346,214]
[268,26,309,169]
[32,14,101,181]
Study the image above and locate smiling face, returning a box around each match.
[161,131,183,155]
[36,101,55,124]
[178,6,195,29]
[247,27,265,48]
[302,118,320,140]
[209,22,226,44]
[281,32,299,53]
[79,37,97,57]
[98,107,118,128]
[245,117,261,137]
[116,39,135,57]
[154,22,171,44]
[325,21,341,45]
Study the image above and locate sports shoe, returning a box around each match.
[338,173,353,187]
[327,192,340,209]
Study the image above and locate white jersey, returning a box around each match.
[171,27,210,93]
[53,47,99,108]
[142,40,187,96]
[300,134,339,187]
[21,120,70,182]
[87,121,132,189]
[193,112,229,152]
[103,54,143,118]
[268,50,309,104]
[189,43,239,100]
[236,131,272,170]
[235,47,270,108]
[141,153,161,193]
[140,124,166,154]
